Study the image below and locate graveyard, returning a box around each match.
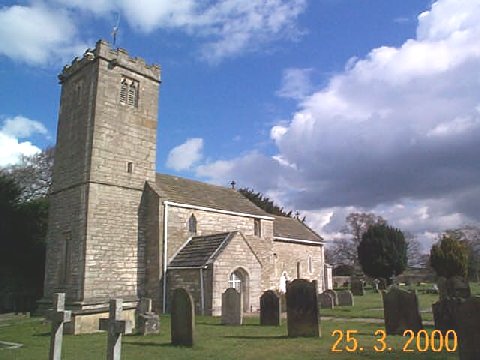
[1,282,478,360]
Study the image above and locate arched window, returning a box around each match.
[188,214,197,235]
[127,82,137,106]
[120,77,139,107]
[254,219,261,237]
[120,79,128,103]
[308,255,313,274]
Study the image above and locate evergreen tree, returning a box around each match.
[430,234,468,278]
[357,224,407,284]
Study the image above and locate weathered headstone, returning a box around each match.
[260,290,280,326]
[171,288,195,346]
[432,298,462,334]
[337,290,354,306]
[48,293,71,360]
[286,279,319,337]
[99,299,132,360]
[222,288,242,325]
[136,298,159,335]
[324,289,338,306]
[457,297,480,360]
[437,276,448,300]
[446,276,471,299]
[382,287,423,335]
[317,292,334,309]
[350,279,364,296]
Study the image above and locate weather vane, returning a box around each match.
[111,13,120,47]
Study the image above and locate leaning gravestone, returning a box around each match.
[457,297,480,360]
[324,289,338,306]
[317,292,334,309]
[337,290,354,306]
[48,293,71,360]
[260,290,280,326]
[286,279,319,337]
[99,299,133,360]
[382,287,423,335]
[136,298,159,335]
[171,288,195,346]
[222,288,242,325]
[350,279,364,296]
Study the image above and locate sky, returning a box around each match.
[1,0,479,251]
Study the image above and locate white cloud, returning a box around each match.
[0,116,48,166]
[195,0,480,240]
[276,68,313,100]
[166,138,204,171]
[0,4,87,65]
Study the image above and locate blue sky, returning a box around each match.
[1,0,479,249]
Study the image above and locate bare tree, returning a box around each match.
[0,147,54,202]
[404,231,424,268]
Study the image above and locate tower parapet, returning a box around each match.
[58,40,161,84]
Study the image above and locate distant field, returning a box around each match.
[1,283,477,360]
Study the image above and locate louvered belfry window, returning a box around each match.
[120,77,138,107]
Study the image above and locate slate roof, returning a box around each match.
[153,174,271,217]
[168,232,235,268]
[273,215,323,243]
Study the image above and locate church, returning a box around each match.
[40,40,328,334]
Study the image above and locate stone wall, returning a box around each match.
[212,233,262,316]
[272,241,325,292]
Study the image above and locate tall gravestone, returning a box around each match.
[171,288,195,347]
[99,299,133,360]
[286,279,319,337]
[382,287,423,335]
[260,290,280,326]
[337,290,354,306]
[317,292,334,309]
[457,297,480,360]
[48,293,71,360]
[350,279,364,296]
[222,288,242,325]
[136,298,159,335]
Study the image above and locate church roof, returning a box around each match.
[153,173,271,217]
[168,232,235,268]
[273,215,323,243]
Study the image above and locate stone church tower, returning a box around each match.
[41,40,161,327]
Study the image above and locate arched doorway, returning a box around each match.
[228,268,249,312]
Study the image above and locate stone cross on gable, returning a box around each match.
[48,293,71,360]
[99,299,132,360]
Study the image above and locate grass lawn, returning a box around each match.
[1,283,477,360]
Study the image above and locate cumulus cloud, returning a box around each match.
[0,116,48,166]
[194,0,480,245]
[166,138,204,171]
[0,4,87,65]
[276,68,313,100]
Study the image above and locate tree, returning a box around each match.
[430,234,469,279]
[444,226,480,281]
[239,187,306,221]
[330,212,387,266]
[357,224,407,284]
[404,232,424,268]
[333,264,354,276]
[1,147,54,202]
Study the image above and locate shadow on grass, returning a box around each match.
[125,341,173,347]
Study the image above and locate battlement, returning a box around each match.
[58,39,161,83]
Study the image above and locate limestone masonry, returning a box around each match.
[41,40,328,333]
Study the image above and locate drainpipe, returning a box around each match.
[200,268,205,315]
[162,202,169,313]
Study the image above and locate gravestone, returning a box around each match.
[222,288,242,325]
[286,279,319,337]
[48,293,71,360]
[337,290,354,306]
[432,298,462,334]
[437,276,448,300]
[324,289,338,306]
[136,298,159,335]
[99,299,133,360]
[457,297,480,360]
[446,276,471,299]
[260,290,280,326]
[350,279,364,296]
[171,288,195,346]
[317,292,334,309]
[382,287,423,335]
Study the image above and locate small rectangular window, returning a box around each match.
[62,231,72,285]
[127,162,133,173]
[120,77,139,107]
[254,219,261,237]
